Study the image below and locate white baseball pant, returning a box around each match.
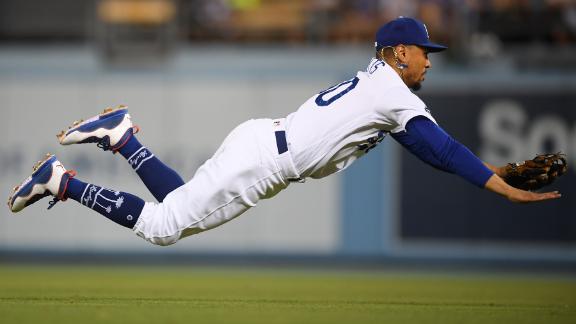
[132,118,302,246]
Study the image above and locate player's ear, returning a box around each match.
[394,45,408,63]
[378,48,386,60]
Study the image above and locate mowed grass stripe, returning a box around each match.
[0,296,571,310]
[0,266,574,324]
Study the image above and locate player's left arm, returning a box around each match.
[390,116,560,202]
[390,115,493,188]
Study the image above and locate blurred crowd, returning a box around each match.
[181,0,576,48]
[473,0,576,45]
[0,0,575,51]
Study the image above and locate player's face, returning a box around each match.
[404,46,431,91]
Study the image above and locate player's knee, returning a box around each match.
[148,235,180,246]
[133,200,184,246]
[150,236,178,246]
[135,230,180,246]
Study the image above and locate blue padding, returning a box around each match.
[391,116,494,188]
[275,131,288,154]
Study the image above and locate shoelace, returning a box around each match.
[47,197,59,209]
[96,138,112,151]
[96,126,140,152]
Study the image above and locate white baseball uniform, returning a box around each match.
[133,58,436,245]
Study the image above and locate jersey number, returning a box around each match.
[315,77,359,107]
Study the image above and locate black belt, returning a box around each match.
[273,129,303,183]
[275,130,288,154]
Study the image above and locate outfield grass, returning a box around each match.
[0,265,574,324]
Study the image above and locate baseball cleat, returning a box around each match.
[7,154,76,212]
[57,105,139,153]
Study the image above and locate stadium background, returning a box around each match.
[0,1,575,323]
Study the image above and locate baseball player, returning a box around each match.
[7,17,562,246]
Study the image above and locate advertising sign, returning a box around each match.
[400,92,576,242]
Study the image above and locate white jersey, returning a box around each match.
[285,58,437,179]
[135,58,438,246]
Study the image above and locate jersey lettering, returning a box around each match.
[368,60,385,74]
[315,77,360,107]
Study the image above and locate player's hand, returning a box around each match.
[505,189,561,203]
[484,174,561,203]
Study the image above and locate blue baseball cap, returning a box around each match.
[375,17,447,52]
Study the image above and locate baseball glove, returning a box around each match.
[503,153,568,191]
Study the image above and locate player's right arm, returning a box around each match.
[391,116,561,203]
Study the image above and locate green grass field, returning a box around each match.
[0,265,574,324]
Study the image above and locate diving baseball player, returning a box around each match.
[7,17,563,246]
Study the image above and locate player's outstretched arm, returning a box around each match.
[391,117,562,203]
[484,173,561,203]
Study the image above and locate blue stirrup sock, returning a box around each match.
[64,178,145,229]
[117,135,185,202]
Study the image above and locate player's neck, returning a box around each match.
[382,57,407,85]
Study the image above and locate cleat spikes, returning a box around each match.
[32,154,53,171]
[7,191,14,204]
[72,119,84,127]
[9,186,19,205]
[101,105,125,116]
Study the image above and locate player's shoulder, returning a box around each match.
[365,60,420,99]
[356,58,427,109]
[370,76,426,111]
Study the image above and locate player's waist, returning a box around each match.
[271,118,304,183]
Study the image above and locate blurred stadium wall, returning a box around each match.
[1,0,575,264]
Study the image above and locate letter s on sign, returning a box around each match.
[479,100,526,166]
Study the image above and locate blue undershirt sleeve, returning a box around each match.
[390,116,494,188]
